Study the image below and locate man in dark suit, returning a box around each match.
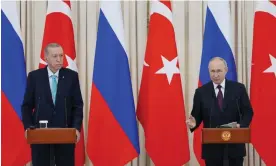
[21,43,83,166]
[186,57,253,166]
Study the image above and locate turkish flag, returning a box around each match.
[39,1,85,166]
[250,1,276,166]
[137,1,190,165]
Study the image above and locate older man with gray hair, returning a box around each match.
[186,57,253,166]
[21,43,83,166]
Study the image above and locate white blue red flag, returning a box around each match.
[86,1,140,166]
[1,1,31,165]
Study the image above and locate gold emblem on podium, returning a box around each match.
[221,131,231,141]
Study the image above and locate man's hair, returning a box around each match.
[44,43,62,56]
[208,57,228,68]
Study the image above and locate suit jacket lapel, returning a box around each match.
[43,67,55,109]
[223,79,230,111]
[55,68,65,106]
[207,82,217,112]
[209,82,216,100]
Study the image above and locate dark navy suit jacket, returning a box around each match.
[191,80,253,159]
[21,67,83,132]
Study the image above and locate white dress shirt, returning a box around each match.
[213,79,225,97]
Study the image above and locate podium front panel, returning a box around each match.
[27,128,76,144]
[202,128,251,144]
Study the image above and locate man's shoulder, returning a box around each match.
[61,68,78,76]
[28,67,78,77]
[196,81,213,91]
[226,80,245,89]
[28,68,45,77]
[195,80,246,91]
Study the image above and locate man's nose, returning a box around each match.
[56,57,61,62]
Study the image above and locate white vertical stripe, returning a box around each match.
[100,0,126,52]
[207,1,233,51]
[1,1,23,42]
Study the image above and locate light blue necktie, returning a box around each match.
[50,75,58,105]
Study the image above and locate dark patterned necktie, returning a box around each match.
[217,85,223,110]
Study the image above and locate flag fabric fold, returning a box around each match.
[250,1,276,165]
[136,1,190,165]
[1,1,31,165]
[194,1,237,165]
[86,1,140,166]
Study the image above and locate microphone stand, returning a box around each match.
[50,144,55,166]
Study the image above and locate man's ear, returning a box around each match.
[44,55,47,62]
[225,67,228,73]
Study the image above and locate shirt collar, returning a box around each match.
[213,79,226,89]
[47,66,59,78]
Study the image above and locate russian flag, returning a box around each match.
[1,1,31,165]
[193,1,237,165]
[86,1,140,166]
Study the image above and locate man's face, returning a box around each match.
[45,46,64,73]
[208,59,228,84]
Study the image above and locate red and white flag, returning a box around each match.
[137,1,190,165]
[250,1,276,166]
[39,1,85,166]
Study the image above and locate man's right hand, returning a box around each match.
[186,115,196,129]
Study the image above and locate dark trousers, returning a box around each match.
[205,157,244,166]
[31,144,75,166]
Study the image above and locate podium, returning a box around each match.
[202,128,251,144]
[27,128,76,144]
[27,128,76,166]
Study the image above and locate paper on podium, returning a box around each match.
[218,122,238,128]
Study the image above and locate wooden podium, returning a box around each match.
[202,128,251,144]
[27,128,76,144]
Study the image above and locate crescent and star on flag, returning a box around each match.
[263,54,276,78]
[144,55,180,85]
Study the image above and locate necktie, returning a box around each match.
[51,75,58,105]
[217,85,223,110]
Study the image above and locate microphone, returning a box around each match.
[64,97,68,127]
[29,97,40,129]
[209,98,215,128]
[35,96,41,127]
[235,97,242,125]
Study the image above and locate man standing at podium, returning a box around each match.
[21,43,83,166]
[186,57,253,166]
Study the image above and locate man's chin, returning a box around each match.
[213,80,221,84]
[54,66,62,71]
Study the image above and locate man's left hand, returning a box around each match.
[76,130,80,143]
